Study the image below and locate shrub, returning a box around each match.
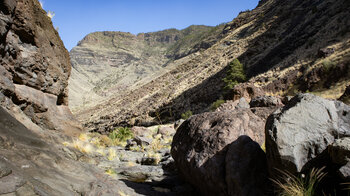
[321,60,336,74]
[210,99,225,111]
[272,167,326,196]
[109,127,134,144]
[181,110,193,120]
[223,59,247,90]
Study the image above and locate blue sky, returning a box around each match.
[41,0,259,51]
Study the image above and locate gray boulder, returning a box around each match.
[171,109,266,196]
[157,126,176,137]
[266,93,350,174]
[235,97,250,109]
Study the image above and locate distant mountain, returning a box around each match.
[68,25,224,111]
[73,0,350,132]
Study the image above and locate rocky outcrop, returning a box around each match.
[250,95,283,108]
[0,0,80,133]
[0,107,135,195]
[171,110,267,195]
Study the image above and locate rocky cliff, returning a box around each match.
[76,0,350,133]
[69,25,224,111]
[0,0,142,194]
[0,0,81,134]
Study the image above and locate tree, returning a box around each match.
[223,59,246,90]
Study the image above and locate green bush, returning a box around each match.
[321,60,336,74]
[223,59,247,90]
[210,99,225,111]
[109,127,134,143]
[181,110,193,120]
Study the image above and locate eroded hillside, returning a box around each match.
[69,25,224,111]
[75,0,350,133]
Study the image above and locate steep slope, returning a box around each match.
[69,25,223,111]
[76,0,350,133]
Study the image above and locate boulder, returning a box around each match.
[215,100,240,112]
[266,93,350,174]
[171,109,266,196]
[250,96,283,108]
[235,97,250,109]
[130,126,150,137]
[225,136,268,196]
[157,126,176,137]
[134,136,153,147]
[227,83,264,102]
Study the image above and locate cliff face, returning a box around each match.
[0,1,139,194]
[68,25,223,111]
[75,0,350,132]
[0,0,80,133]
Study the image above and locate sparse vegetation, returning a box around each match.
[181,110,193,120]
[109,127,134,145]
[321,59,337,74]
[223,59,247,90]
[272,167,326,196]
[261,142,266,152]
[210,99,225,111]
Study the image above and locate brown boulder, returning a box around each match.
[227,83,264,102]
[171,109,266,196]
[225,136,268,196]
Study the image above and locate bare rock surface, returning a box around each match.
[266,94,350,177]
[171,109,266,195]
[0,107,134,195]
[0,0,80,134]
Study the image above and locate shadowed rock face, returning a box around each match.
[0,0,80,133]
[171,110,267,195]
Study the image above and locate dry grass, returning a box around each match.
[72,140,95,154]
[107,148,117,161]
[271,167,326,196]
[105,168,116,176]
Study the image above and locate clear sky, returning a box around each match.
[41,0,259,51]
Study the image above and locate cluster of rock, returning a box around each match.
[72,124,195,195]
[171,94,350,195]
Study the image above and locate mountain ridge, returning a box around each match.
[68,24,224,111]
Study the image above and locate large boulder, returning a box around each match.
[225,136,268,196]
[171,109,267,196]
[266,94,350,174]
